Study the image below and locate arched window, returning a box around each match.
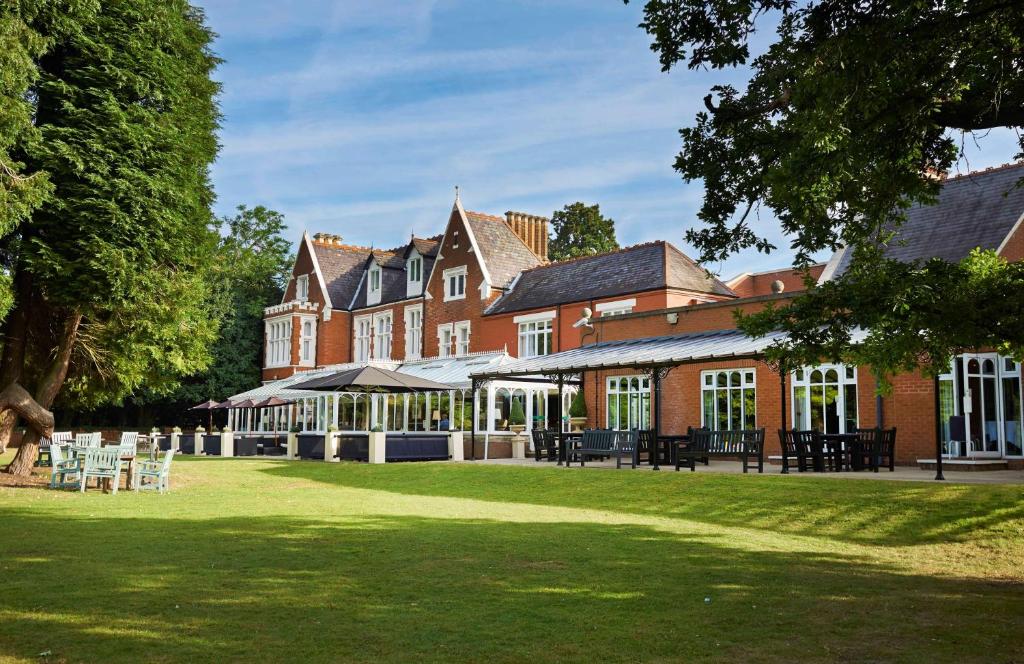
[701,369,756,430]
[792,365,858,433]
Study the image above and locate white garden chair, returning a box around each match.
[134,449,175,494]
[48,443,81,490]
[80,447,122,494]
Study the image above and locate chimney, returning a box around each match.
[312,233,344,247]
[505,211,549,261]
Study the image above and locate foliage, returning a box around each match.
[2,455,1023,661]
[138,205,293,407]
[547,202,620,261]
[629,0,1024,377]
[738,249,1024,387]
[508,398,525,426]
[568,390,587,418]
[11,0,223,409]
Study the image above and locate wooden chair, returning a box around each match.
[80,447,123,494]
[75,432,101,447]
[48,443,82,490]
[876,428,896,472]
[134,449,175,494]
[37,431,72,467]
[118,431,139,452]
[782,430,823,471]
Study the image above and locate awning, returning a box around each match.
[469,328,868,379]
[292,365,454,393]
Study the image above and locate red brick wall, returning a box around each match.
[999,219,1024,261]
[423,209,497,357]
[727,265,824,298]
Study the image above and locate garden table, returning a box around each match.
[819,433,861,471]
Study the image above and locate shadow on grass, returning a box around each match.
[259,461,1024,548]
[1,507,1019,663]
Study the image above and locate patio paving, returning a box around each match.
[471,456,1024,485]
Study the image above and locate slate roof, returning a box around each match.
[311,242,371,309]
[831,162,1024,277]
[410,236,441,257]
[486,241,735,315]
[464,211,542,288]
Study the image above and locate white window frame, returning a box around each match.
[372,311,393,360]
[264,316,292,368]
[295,275,309,302]
[299,316,317,366]
[443,266,467,302]
[606,376,651,431]
[516,315,553,358]
[438,323,454,358]
[700,369,757,430]
[406,252,423,297]
[354,315,372,363]
[404,304,423,360]
[596,298,635,317]
[454,320,471,356]
[368,265,382,306]
[791,364,859,434]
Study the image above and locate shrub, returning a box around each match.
[509,399,526,426]
[569,391,587,418]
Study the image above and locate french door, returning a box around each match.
[953,354,1023,458]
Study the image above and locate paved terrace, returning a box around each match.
[472,457,1024,485]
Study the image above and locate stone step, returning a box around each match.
[917,458,1009,471]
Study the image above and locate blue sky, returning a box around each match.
[197,0,1021,279]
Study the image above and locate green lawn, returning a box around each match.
[1,453,1022,663]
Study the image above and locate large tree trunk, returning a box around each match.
[0,267,32,453]
[4,311,81,476]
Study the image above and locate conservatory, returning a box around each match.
[222,351,575,442]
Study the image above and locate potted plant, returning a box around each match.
[568,391,588,431]
[509,399,526,434]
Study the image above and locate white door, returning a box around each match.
[961,355,1002,458]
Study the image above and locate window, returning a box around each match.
[518,319,552,357]
[443,266,467,301]
[701,369,756,430]
[265,318,292,367]
[295,275,309,301]
[791,365,858,433]
[404,305,422,360]
[596,298,636,318]
[354,316,372,362]
[373,312,392,360]
[300,318,316,365]
[438,324,454,358]
[454,321,470,356]
[368,265,382,305]
[406,253,423,297]
[606,376,651,431]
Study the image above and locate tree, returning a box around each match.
[629,0,1024,381]
[136,205,293,413]
[1,0,221,475]
[548,202,620,261]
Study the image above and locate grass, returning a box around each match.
[1,453,1022,663]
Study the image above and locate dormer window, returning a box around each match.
[368,264,382,305]
[296,275,309,302]
[406,253,423,297]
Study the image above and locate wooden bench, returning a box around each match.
[570,429,640,469]
[676,428,765,473]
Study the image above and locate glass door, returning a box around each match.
[961,354,1003,458]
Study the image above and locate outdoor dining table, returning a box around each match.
[818,433,862,472]
[654,434,689,468]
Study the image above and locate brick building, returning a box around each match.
[241,163,1024,467]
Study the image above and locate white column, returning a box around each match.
[448,431,464,461]
[221,428,234,457]
[368,431,386,464]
